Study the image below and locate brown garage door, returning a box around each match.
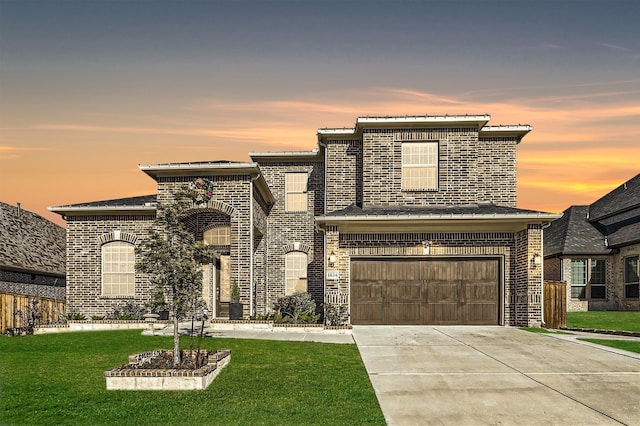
[350,258,500,325]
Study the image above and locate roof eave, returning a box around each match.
[139,162,260,179]
[48,205,157,217]
[316,213,561,233]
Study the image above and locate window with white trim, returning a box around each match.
[624,256,639,298]
[285,173,308,212]
[203,226,230,246]
[285,251,307,295]
[102,241,135,296]
[402,141,438,190]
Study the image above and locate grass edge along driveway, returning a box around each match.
[0,330,384,426]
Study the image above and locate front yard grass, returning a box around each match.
[566,311,640,333]
[0,330,384,425]
[579,339,640,354]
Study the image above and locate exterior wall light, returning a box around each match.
[532,253,541,269]
[328,251,337,267]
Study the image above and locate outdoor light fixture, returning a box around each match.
[328,251,337,267]
[531,253,541,268]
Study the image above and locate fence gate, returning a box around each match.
[543,281,566,329]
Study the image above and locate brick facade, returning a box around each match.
[54,114,556,326]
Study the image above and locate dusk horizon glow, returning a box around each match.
[1,0,638,227]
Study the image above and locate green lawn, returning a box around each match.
[579,338,640,354]
[566,311,640,333]
[0,330,384,425]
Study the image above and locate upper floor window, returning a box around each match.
[402,141,438,190]
[203,226,230,246]
[285,172,308,212]
[624,256,639,298]
[285,251,307,295]
[102,241,135,296]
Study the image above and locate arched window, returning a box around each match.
[102,241,135,296]
[203,226,231,246]
[285,251,307,295]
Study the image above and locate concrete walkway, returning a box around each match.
[146,321,355,344]
[352,326,640,426]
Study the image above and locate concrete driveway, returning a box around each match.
[352,326,640,425]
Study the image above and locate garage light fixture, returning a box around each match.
[328,251,337,267]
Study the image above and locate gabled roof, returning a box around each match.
[0,201,66,276]
[544,206,610,258]
[589,173,640,221]
[49,195,157,217]
[317,203,560,233]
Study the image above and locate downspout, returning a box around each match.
[540,222,551,327]
[318,135,328,324]
[249,173,259,318]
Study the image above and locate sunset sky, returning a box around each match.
[1,0,639,227]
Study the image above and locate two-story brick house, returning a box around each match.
[50,114,560,327]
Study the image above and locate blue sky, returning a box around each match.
[1,0,639,225]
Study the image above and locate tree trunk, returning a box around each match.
[173,316,180,366]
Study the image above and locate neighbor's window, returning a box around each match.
[102,241,135,296]
[624,256,639,298]
[570,259,587,299]
[402,141,438,190]
[285,251,307,295]
[285,172,308,212]
[589,259,606,299]
[203,226,230,246]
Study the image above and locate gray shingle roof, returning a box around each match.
[544,206,611,257]
[589,173,640,221]
[0,201,66,275]
[326,203,550,217]
[54,195,157,209]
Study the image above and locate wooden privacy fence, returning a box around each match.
[543,280,566,329]
[0,292,65,334]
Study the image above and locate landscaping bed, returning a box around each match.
[105,349,231,390]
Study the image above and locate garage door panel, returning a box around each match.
[351,258,500,325]
[428,282,459,302]
[464,302,498,324]
[351,303,384,324]
[388,282,421,301]
[352,281,384,301]
[425,302,460,324]
[387,302,421,323]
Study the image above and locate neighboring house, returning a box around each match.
[544,173,640,311]
[0,201,66,330]
[50,114,560,327]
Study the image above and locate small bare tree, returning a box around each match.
[136,192,205,366]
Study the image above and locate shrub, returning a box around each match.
[324,303,348,326]
[64,310,87,321]
[272,292,320,324]
[12,299,41,335]
[106,301,146,320]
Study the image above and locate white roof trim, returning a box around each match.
[139,162,258,171]
[356,114,491,125]
[317,212,561,222]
